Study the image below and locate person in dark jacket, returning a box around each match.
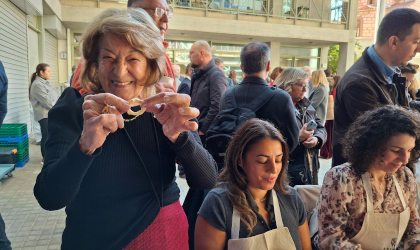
[276,67,327,185]
[219,42,300,153]
[333,8,420,169]
[189,41,229,144]
[33,9,217,249]
[177,63,193,95]
[0,61,11,250]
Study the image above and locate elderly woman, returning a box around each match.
[196,119,312,250]
[34,8,217,249]
[275,67,327,185]
[316,105,420,250]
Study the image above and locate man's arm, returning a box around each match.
[341,81,380,122]
[200,71,229,134]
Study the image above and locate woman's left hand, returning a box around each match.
[141,92,199,143]
[302,136,318,148]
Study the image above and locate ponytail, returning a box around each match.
[29,63,50,97]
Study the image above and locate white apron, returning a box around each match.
[350,173,410,250]
[227,190,297,250]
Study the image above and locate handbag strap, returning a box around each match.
[123,114,163,208]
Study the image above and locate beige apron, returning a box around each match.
[350,173,410,250]
[227,190,297,250]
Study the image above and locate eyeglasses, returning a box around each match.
[292,83,307,90]
[144,8,173,20]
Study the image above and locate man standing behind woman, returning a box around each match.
[29,63,58,164]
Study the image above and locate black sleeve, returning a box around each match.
[34,88,101,211]
[275,92,300,153]
[200,71,229,134]
[170,130,218,190]
[342,80,380,122]
[177,82,190,95]
[313,110,327,147]
[198,190,227,232]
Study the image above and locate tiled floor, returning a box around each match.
[0,141,332,249]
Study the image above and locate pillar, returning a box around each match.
[320,46,329,70]
[266,42,281,71]
[337,40,355,76]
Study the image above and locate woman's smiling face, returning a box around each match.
[97,33,149,101]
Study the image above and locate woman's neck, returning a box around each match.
[367,165,387,182]
[247,185,268,201]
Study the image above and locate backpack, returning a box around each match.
[206,85,278,171]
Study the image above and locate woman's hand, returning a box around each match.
[141,92,199,143]
[299,123,314,143]
[155,79,176,93]
[79,93,131,155]
[302,136,318,148]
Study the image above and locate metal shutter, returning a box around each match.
[44,31,59,91]
[0,0,31,127]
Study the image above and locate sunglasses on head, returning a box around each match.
[408,63,419,69]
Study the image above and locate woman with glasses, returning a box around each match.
[275,67,327,186]
[309,70,330,126]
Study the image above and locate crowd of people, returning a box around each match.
[1,0,420,249]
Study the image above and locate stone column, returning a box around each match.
[266,42,281,70]
[337,40,355,76]
[320,46,329,70]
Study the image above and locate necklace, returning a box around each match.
[260,197,267,202]
[379,183,385,190]
[124,115,140,122]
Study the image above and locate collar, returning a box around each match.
[163,41,169,49]
[244,189,274,213]
[186,76,191,80]
[367,45,399,84]
[241,76,269,86]
[297,96,312,108]
[193,59,216,77]
[35,76,49,85]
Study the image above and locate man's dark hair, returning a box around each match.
[127,0,143,7]
[240,42,270,74]
[377,8,420,45]
[324,68,332,77]
[213,57,223,66]
[185,63,193,75]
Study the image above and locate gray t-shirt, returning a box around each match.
[198,186,307,250]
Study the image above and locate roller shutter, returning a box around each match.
[0,0,31,128]
[44,31,59,91]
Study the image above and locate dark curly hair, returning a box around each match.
[342,105,420,174]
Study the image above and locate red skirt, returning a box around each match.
[320,120,333,159]
[123,201,189,250]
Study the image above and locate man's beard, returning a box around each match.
[191,63,199,68]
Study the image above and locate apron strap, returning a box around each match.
[361,173,374,213]
[231,190,284,240]
[231,208,241,240]
[392,175,408,209]
[271,190,284,228]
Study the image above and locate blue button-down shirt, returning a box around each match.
[367,45,399,84]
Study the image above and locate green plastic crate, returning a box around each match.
[0,138,28,152]
[0,124,27,137]
[16,149,29,162]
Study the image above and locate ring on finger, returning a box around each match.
[102,104,110,114]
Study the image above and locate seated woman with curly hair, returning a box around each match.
[195,118,312,250]
[316,105,420,250]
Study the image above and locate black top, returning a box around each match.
[198,187,307,250]
[34,88,218,249]
[219,76,300,153]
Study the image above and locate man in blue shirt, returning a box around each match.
[0,61,10,250]
[333,8,420,168]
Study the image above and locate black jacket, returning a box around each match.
[333,48,420,166]
[177,77,191,95]
[219,76,300,152]
[0,62,7,127]
[190,60,229,134]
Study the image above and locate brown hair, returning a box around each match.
[270,67,284,81]
[79,8,165,98]
[331,75,341,94]
[29,63,50,96]
[217,119,290,236]
[228,70,237,82]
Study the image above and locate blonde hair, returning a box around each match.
[311,70,329,89]
[274,67,309,93]
[79,8,165,97]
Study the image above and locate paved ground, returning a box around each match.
[0,142,331,249]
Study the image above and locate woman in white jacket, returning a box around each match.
[29,63,58,163]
